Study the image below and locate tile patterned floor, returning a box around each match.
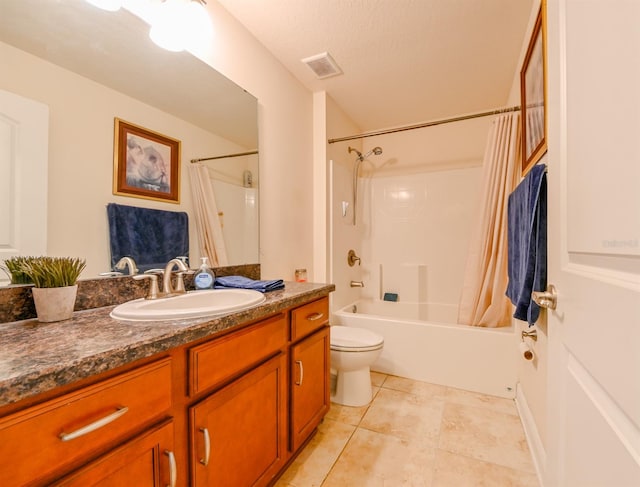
[275,373,539,487]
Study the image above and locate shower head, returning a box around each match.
[348,146,383,162]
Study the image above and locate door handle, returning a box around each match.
[532,284,557,310]
[199,427,211,466]
[165,450,177,487]
[295,360,304,386]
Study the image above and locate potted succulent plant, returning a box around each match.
[20,256,86,322]
[1,256,33,285]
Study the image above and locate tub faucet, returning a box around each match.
[115,256,138,275]
[163,258,189,296]
[350,280,364,287]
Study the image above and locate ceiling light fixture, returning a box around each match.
[85,0,122,11]
[149,0,212,53]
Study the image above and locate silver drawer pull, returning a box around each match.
[200,427,211,466]
[306,312,324,321]
[59,406,129,442]
[165,450,177,487]
[295,360,304,386]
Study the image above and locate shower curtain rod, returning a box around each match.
[327,106,521,144]
[190,150,258,163]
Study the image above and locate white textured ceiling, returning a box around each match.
[216,0,534,133]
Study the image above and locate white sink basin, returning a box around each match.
[110,289,266,321]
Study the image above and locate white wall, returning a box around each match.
[326,95,365,310]
[198,1,315,281]
[0,41,246,277]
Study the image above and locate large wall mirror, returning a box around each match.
[0,0,259,284]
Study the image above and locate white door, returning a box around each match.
[545,1,640,485]
[0,89,48,282]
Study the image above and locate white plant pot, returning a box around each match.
[32,285,78,323]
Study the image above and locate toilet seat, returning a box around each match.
[330,326,384,352]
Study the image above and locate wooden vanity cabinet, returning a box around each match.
[186,297,331,486]
[289,298,331,452]
[187,314,288,487]
[0,358,173,487]
[0,292,332,487]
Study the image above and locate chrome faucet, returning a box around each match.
[115,256,138,275]
[162,258,189,296]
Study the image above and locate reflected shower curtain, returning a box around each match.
[458,113,521,327]
[188,163,229,267]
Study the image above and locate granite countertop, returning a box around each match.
[0,281,334,409]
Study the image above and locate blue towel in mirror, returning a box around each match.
[214,275,284,293]
[506,164,547,326]
[107,203,189,272]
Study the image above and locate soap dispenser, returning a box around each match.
[194,257,215,290]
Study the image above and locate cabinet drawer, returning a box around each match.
[189,313,287,396]
[0,358,172,487]
[291,297,329,342]
[53,419,175,487]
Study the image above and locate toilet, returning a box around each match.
[330,326,384,407]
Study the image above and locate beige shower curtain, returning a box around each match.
[188,163,229,267]
[458,112,521,327]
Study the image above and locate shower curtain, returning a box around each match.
[457,113,521,327]
[188,163,229,267]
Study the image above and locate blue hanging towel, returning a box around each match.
[506,164,547,326]
[107,203,189,272]
[214,275,285,293]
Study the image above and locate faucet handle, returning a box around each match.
[133,274,160,300]
[173,272,187,293]
[347,250,361,267]
[144,268,165,275]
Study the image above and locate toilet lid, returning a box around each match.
[330,326,384,351]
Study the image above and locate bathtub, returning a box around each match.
[332,299,517,398]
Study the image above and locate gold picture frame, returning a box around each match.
[113,118,181,203]
[520,5,547,175]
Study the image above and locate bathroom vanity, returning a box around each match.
[0,282,333,486]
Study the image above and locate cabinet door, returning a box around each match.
[290,326,330,451]
[190,353,287,487]
[53,420,176,486]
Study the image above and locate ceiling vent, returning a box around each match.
[301,52,343,79]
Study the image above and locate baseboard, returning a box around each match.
[515,383,547,486]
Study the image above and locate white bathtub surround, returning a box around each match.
[458,112,521,328]
[333,299,517,398]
